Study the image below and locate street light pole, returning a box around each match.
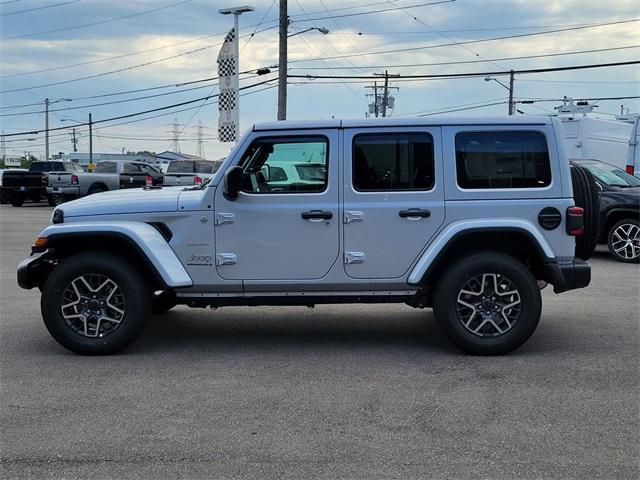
[278,0,288,121]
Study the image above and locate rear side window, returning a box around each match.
[353,133,434,191]
[167,161,194,173]
[123,163,142,173]
[94,162,117,173]
[455,131,551,189]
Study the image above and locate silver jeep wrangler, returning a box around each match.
[18,116,596,355]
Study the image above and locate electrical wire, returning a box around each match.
[0,0,80,16]
[287,18,640,63]
[2,0,193,40]
[288,45,640,70]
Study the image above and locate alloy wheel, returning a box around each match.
[610,223,640,260]
[456,273,522,337]
[60,274,126,338]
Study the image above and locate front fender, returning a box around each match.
[407,219,556,285]
[35,221,192,288]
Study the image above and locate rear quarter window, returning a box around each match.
[455,131,551,189]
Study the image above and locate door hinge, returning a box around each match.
[216,253,237,266]
[344,210,364,224]
[215,212,235,225]
[344,251,365,264]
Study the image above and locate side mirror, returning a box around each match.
[224,166,244,201]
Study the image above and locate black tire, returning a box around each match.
[87,184,107,196]
[10,196,24,207]
[570,165,600,260]
[41,252,151,355]
[607,219,640,263]
[152,290,177,315]
[432,252,541,355]
[47,193,66,206]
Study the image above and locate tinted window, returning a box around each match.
[353,133,434,191]
[167,161,194,173]
[138,163,159,174]
[94,162,117,173]
[30,162,65,172]
[195,161,216,174]
[239,136,328,193]
[123,163,142,173]
[456,131,551,189]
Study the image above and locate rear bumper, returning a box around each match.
[547,259,591,294]
[1,186,45,196]
[47,186,80,196]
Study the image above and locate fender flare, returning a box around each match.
[407,219,556,285]
[37,221,193,288]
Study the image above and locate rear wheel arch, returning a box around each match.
[87,182,108,194]
[418,228,552,302]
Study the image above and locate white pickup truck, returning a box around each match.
[46,160,164,205]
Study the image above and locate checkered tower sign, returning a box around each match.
[217,27,239,143]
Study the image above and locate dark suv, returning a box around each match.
[572,159,640,263]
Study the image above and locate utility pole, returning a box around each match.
[44,98,50,160]
[366,72,399,118]
[196,120,205,158]
[89,113,93,169]
[1,130,6,163]
[277,0,288,120]
[508,70,515,116]
[70,128,78,152]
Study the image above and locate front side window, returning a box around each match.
[353,133,434,191]
[239,136,328,193]
[455,131,551,189]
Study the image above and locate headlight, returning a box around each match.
[52,208,64,224]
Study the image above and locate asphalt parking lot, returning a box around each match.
[1,203,638,480]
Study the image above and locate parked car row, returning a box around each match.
[1,159,222,207]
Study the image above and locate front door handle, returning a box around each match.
[399,208,431,219]
[301,210,333,220]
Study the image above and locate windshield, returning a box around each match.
[579,161,640,188]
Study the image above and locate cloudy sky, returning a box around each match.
[1,0,638,160]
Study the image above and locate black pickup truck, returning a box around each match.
[1,161,84,207]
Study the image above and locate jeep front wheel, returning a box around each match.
[41,253,151,355]
[433,252,541,355]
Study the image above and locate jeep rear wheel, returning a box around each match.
[433,252,541,355]
[607,219,640,263]
[41,253,151,355]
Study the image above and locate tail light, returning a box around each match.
[145,175,153,187]
[566,206,584,236]
[626,165,635,175]
[193,175,203,185]
[71,174,79,185]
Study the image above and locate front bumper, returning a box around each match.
[547,259,591,294]
[46,186,80,196]
[17,253,55,290]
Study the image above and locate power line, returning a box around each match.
[0,74,262,116]
[289,60,640,80]
[289,0,455,23]
[0,0,80,16]
[287,18,640,63]
[1,0,193,40]
[288,45,640,70]
[0,79,278,138]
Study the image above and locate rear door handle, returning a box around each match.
[301,210,333,220]
[399,208,431,219]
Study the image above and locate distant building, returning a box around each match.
[150,151,207,171]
